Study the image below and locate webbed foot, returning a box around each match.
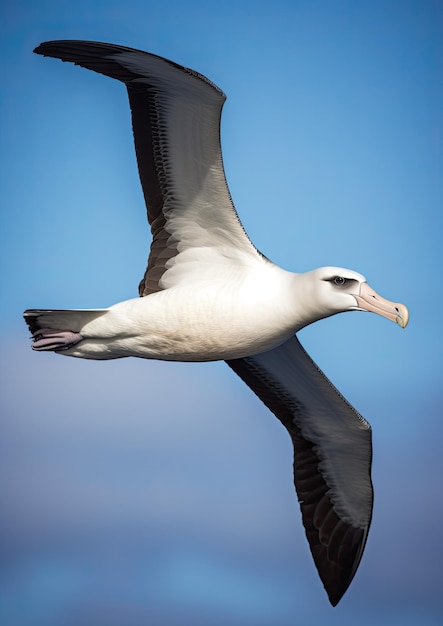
[32,328,84,351]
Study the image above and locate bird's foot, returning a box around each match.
[31,328,83,351]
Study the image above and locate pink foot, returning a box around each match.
[32,328,83,351]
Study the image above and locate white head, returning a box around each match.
[295,266,409,329]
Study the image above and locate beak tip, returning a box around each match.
[396,306,409,329]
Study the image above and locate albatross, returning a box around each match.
[24,41,408,606]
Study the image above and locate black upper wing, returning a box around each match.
[34,41,260,295]
[227,335,373,606]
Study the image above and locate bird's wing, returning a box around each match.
[226,335,373,606]
[34,41,262,296]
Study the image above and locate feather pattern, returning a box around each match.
[227,335,373,606]
[34,41,261,295]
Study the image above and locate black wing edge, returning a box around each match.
[32,40,228,297]
[226,337,373,606]
[33,40,226,95]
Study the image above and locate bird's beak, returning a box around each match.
[354,282,409,328]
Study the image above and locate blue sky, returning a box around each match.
[1,1,442,624]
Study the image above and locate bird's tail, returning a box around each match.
[23,309,107,352]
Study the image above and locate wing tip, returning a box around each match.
[34,40,79,57]
[33,40,227,98]
[315,521,370,607]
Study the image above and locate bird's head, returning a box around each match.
[298,267,409,328]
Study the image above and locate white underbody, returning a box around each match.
[50,265,315,361]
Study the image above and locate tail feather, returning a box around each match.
[23,309,107,352]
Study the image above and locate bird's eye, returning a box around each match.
[333,276,346,286]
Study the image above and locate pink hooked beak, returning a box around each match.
[354,283,409,328]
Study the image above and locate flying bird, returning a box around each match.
[24,41,408,606]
